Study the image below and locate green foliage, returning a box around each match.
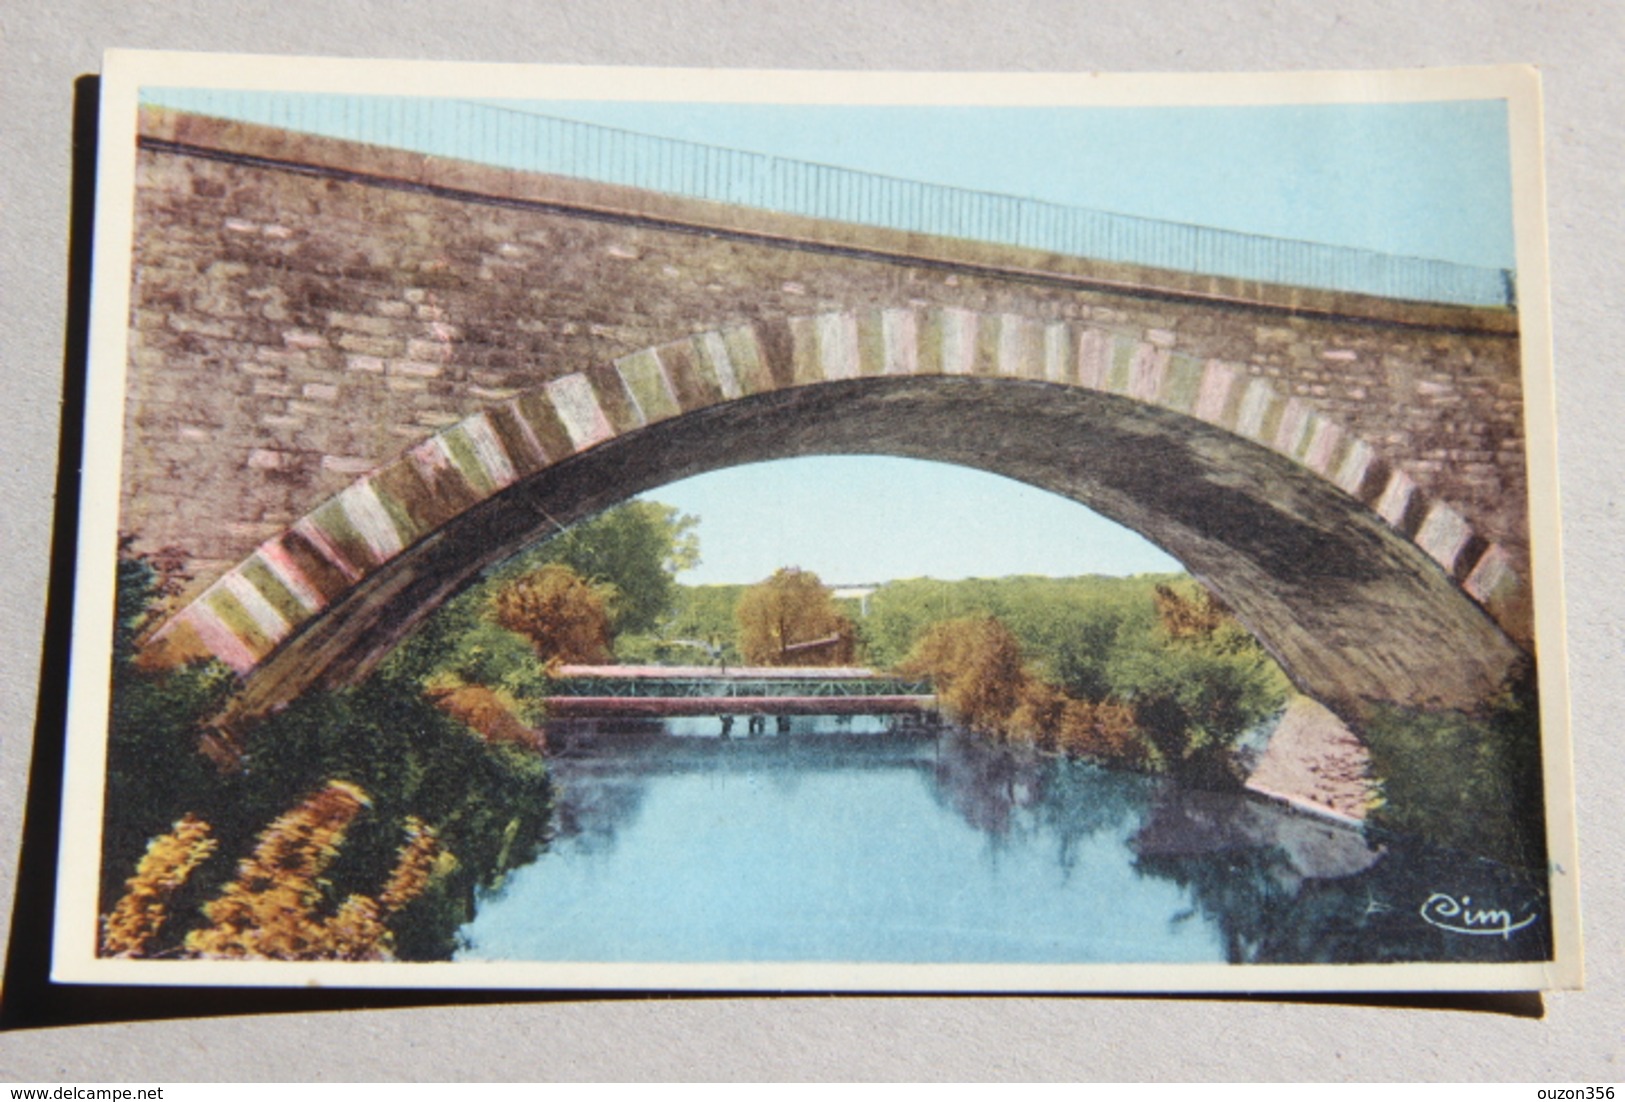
[491,499,700,637]
[862,574,1172,691]
[646,574,1182,681]
[437,617,553,724]
[379,580,551,722]
[101,552,235,913]
[1104,637,1285,785]
[880,574,1287,786]
[641,571,1288,784]
[1360,664,1546,868]
[1104,581,1289,786]
[102,545,554,960]
[657,584,748,665]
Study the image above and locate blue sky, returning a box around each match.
[490,99,1515,269]
[644,458,1181,586]
[144,87,1517,583]
[146,89,1516,269]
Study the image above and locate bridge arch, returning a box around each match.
[144,306,1529,726]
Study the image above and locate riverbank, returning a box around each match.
[1244,696,1377,824]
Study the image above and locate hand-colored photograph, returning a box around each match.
[54,53,1578,990]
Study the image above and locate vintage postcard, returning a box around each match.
[52,51,1579,990]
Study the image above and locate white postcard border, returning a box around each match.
[53,49,1580,993]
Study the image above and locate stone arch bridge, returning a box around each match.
[123,105,1534,727]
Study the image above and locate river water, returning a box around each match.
[455,716,1550,965]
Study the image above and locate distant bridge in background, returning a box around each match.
[546,665,937,718]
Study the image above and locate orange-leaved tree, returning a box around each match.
[735,568,855,666]
[899,614,1151,766]
[899,615,1028,734]
[489,562,615,667]
[1152,582,1231,642]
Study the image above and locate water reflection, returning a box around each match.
[456,717,1550,965]
[926,729,1147,880]
[1132,787,1550,965]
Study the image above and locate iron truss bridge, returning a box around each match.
[547,664,937,717]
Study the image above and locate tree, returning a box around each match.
[657,584,747,666]
[501,500,700,637]
[490,563,614,666]
[735,568,855,666]
[900,616,1029,734]
[1105,581,1287,786]
[1152,581,1231,640]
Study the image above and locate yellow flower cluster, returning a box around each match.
[316,821,448,961]
[186,780,371,959]
[100,813,218,957]
[378,816,441,915]
[101,781,450,962]
[185,782,445,961]
[319,894,391,961]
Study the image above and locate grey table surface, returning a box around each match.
[1,0,1620,1081]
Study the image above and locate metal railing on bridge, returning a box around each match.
[548,665,933,701]
[142,88,1516,308]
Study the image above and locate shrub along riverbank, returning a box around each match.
[661,572,1547,867]
[666,573,1289,786]
[101,500,708,960]
[101,548,554,961]
[890,579,1291,789]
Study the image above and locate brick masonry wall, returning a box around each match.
[121,110,1530,632]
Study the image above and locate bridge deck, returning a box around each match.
[547,695,937,718]
[548,665,937,716]
[552,666,930,695]
[554,664,890,680]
